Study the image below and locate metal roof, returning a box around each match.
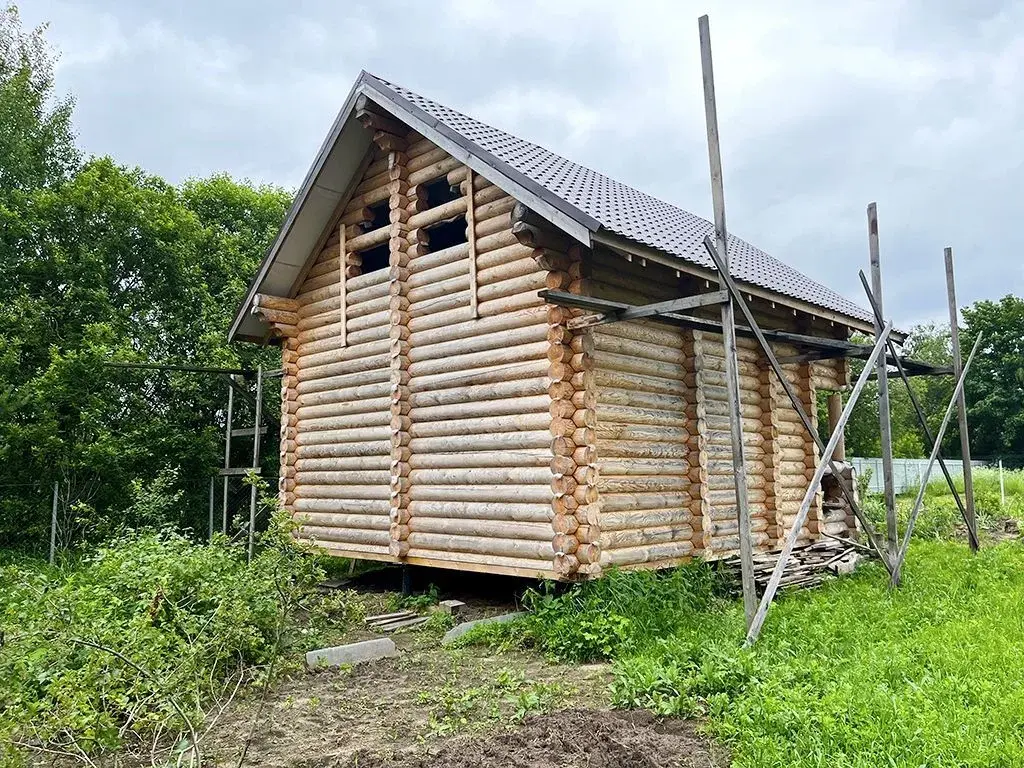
[371,74,873,326]
[230,72,874,341]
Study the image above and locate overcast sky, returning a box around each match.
[23,0,1024,326]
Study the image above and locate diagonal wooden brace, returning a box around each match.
[890,332,983,585]
[746,321,893,644]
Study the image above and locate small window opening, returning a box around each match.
[359,243,390,273]
[361,200,389,231]
[422,177,460,207]
[425,215,468,252]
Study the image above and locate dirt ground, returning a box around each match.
[201,566,725,768]
[343,709,727,768]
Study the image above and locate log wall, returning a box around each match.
[588,251,696,569]
[254,112,855,578]
[587,248,853,566]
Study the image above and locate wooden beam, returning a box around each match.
[867,203,898,566]
[339,224,347,347]
[698,14,756,630]
[746,321,892,645]
[466,168,479,318]
[567,290,728,330]
[945,247,977,551]
[827,393,845,461]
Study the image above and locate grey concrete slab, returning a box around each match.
[441,611,526,646]
[305,638,399,669]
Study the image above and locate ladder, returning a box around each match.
[215,366,280,560]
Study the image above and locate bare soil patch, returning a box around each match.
[342,708,725,768]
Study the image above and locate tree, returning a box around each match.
[842,323,953,459]
[0,6,292,549]
[961,296,1024,461]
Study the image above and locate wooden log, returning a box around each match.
[408,359,549,393]
[296,441,391,459]
[408,500,552,523]
[601,508,694,531]
[295,512,390,530]
[408,324,546,364]
[409,450,551,470]
[297,526,391,546]
[409,431,551,454]
[409,518,553,541]
[410,394,549,423]
[599,540,693,567]
[293,498,391,514]
[296,426,392,446]
[409,412,550,438]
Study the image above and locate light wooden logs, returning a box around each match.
[387,146,413,559]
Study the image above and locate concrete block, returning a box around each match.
[441,611,525,646]
[438,599,467,616]
[305,638,398,669]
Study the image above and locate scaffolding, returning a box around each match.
[543,15,982,643]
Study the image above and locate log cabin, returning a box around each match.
[229,72,876,580]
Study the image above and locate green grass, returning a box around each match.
[471,541,1024,767]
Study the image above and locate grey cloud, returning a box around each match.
[23,0,1024,326]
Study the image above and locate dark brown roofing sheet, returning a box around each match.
[370,75,873,326]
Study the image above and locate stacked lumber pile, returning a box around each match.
[723,539,863,593]
[364,611,428,633]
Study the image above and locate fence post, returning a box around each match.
[49,481,59,565]
[208,476,215,542]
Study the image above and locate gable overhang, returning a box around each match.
[230,72,879,344]
[229,72,600,343]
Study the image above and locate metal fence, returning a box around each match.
[0,474,266,563]
[850,457,989,495]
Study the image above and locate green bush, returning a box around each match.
[0,514,334,764]
[466,562,729,662]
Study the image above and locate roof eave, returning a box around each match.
[592,230,891,340]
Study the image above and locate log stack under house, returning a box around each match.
[230,72,881,581]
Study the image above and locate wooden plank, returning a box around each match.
[218,466,261,477]
[867,203,897,563]
[698,14,756,629]
[230,427,269,438]
[746,322,892,645]
[944,247,977,551]
[567,290,728,330]
[248,365,264,562]
[466,168,479,318]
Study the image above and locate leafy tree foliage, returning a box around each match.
[0,6,291,549]
[961,296,1024,462]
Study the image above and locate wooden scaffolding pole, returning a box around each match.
[891,333,983,584]
[222,381,233,534]
[698,13,756,628]
[747,321,893,644]
[857,271,979,551]
[944,247,977,551]
[867,203,898,565]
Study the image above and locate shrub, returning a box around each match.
[0,512,330,764]
[466,561,730,663]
